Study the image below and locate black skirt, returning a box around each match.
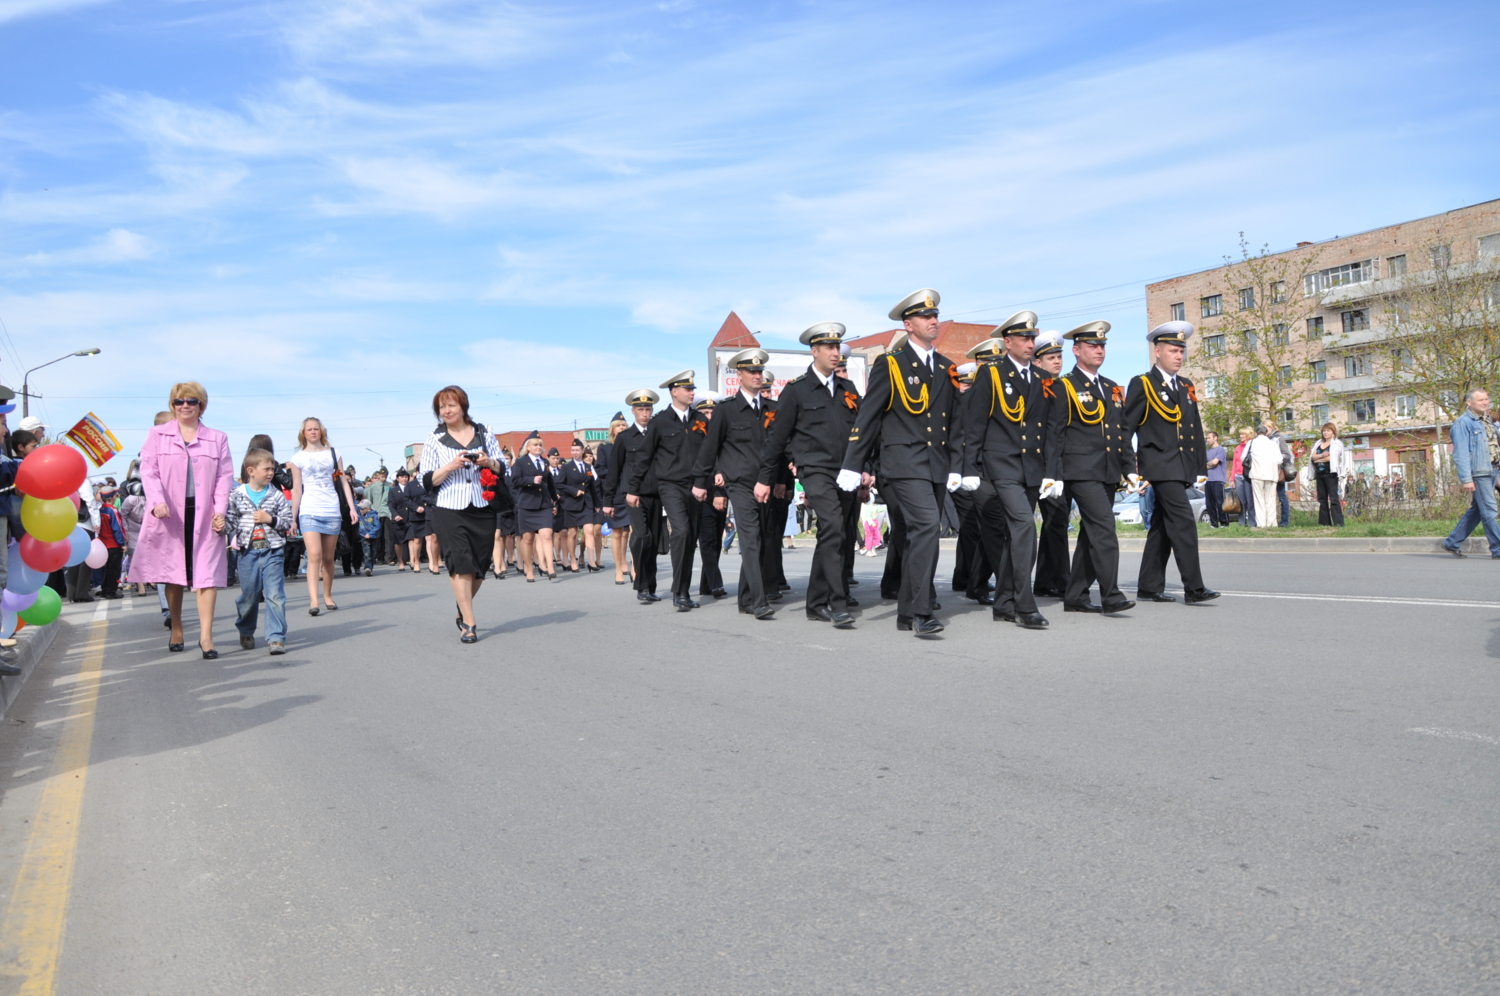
[429,505,494,577]
[516,505,554,534]
[496,510,519,536]
[560,506,592,529]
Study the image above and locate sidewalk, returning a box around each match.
[936,535,1492,554]
[0,616,61,720]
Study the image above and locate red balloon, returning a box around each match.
[16,445,88,501]
[19,533,71,573]
[68,492,81,510]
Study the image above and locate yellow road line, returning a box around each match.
[1,619,108,996]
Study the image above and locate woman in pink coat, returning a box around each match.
[134,380,233,658]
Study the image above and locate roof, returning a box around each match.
[848,320,998,358]
[709,312,760,350]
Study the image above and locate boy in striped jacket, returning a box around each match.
[224,449,294,655]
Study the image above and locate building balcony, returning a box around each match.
[1321,326,1392,350]
[1322,375,1380,395]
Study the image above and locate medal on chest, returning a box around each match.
[1160,391,1170,402]
[1004,384,1013,396]
[907,375,921,386]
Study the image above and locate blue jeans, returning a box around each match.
[235,547,287,644]
[1445,474,1500,556]
[1235,475,1255,526]
[1277,481,1290,526]
[1140,485,1154,530]
[361,538,380,567]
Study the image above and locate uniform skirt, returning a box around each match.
[516,505,555,534]
[560,505,592,529]
[429,505,494,577]
[497,510,519,537]
[607,505,631,530]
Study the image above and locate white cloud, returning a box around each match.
[20,228,155,267]
[280,0,568,67]
[0,0,107,25]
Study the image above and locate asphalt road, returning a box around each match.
[0,544,1496,995]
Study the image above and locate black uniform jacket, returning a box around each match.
[843,344,958,483]
[1123,367,1208,483]
[693,390,770,489]
[392,480,429,522]
[509,454,558,511]
[960,357,1049,487]
[629,406,708,493]
[1044,367,1136,483]
[556,460,594,515]
[606,423,656,503]
[760,366,861,484]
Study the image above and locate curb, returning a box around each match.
[937,535,1481,554]
[0,618,61,720]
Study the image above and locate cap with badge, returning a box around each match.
[994,310,1039,337]
[609,410,627,426]
[659,370,695,390]
[694,391,720,411]
[625,388,660,407]
[525,429,542,441]
[966,337,1005,361]
[547,447,560,458]
[799,322,846,346]
[889,288,940,321]
[1147,320,1194,345]
[1064,320,1111,344]
[727,348,769,371]
[954,361,978,384]
[1033,330,1065,357]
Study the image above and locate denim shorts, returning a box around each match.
[299,514,343,536]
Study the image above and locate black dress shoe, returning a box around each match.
[676,598,693,613]
[646,592,662,602]
[971,593,995,606]
[991,609,1017,623]
[0,659,21,676]
[848,578,860,586]
[1101,599,1136,614]
[766,590,783,602]
[637,592,653,603]
[1016,611,1049,630]
[844,595,859,607]
[710,588,728,599]
[168,642,185,653]
[913,615,944,636]
[1033,587,1066,599]
[754,606,775,620]
[806,605,834,623]
[896,616,913,631]
[1184,588,1221,603]
[1063,602,1102,613]
[777,582,792,592]
[931,601,941,611]
[685,597,700,609]
[831,611,855,629]
[1138,591,1176,602]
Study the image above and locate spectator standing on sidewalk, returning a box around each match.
[96,487,127,597]
[1246,425,1282,529]
[1231,427,1256,527]
[288,417,358,616]
[1203,431,1227,528]
[225,448,293,655]
[1309,422,1347,527]
[1442,389,1500,558]
[365,468,394,565]
[1269,425,1294,526]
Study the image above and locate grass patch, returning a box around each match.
[1117,510,1455,538]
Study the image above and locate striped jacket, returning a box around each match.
[223,485,295,550]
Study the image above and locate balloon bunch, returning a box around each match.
[2,445,99,637]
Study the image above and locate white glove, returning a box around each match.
[1194,476,1207,489]
[1127,473,1141,486]
[960,476,981,492]
[836,469,861,492]
[946,473,963,493]
[1040,479,1065,499]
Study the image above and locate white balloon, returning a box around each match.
[84,538,109,569]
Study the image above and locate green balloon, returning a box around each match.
[19,586,60,627]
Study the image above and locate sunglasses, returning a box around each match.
[172,398,201,407]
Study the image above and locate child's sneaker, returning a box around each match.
[268,642,286,655]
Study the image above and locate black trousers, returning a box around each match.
[1316,472,1345,526]
[379,516,395,562]
[1137,478,1206,595]
[800,470,850,613]
[883,477,944,619]
[102,546,124,596]
[658,482,701,599]
[950,488,979,592]
[1203,482,1226,527]
[628,496,661,594]
[697,497,727,594]
[765,496,790,587]
[840,494,858,591]
[1033,494,1070,595]
[978,480,1040,616]
[880,490,907,599]
[1064,480,1126,607]
[726,483,770,611]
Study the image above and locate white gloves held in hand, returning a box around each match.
[836,469,862,492]
[1039,478,1065,500]
[959,476,981,492]
[945,473,963,493]
[1194,476,1208,489]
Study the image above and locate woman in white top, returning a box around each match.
[418,386,507,644]
[1309,421,1347,526]
[289,417,358,615]
[1245,425,1283,529]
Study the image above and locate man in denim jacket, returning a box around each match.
[1442,388,1500,558]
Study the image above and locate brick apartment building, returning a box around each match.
[1147,198,1500,483]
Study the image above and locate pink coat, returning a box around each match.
[132,421,233,588]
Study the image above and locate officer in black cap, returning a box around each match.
[1043,321,1135,613]
[832,344,862,604]
[628,371,709,612]
[959,310,1053,629]
[691,395,729,599]
[606,389,662,602]
[1125,321,1218,603]
[759,323,860,628]
[953,343,1002,604]
[693,350,777,618]
[842,290,960,636]
[1029,330,1071,600]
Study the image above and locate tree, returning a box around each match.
[1194,235,1325,437]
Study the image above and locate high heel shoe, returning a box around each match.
[456,603,464,631]
[459,623,477,644]
[546,572,558,583]
[198,641,219,660]
[168,639,184,653]
[526,575,536,583]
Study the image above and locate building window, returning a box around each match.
[1345,354,1372,377]
[1276,365,1293,387]
[1279,407,1295,425]
[1270,323,1289,346]
[1270,280,1288,304]
[1390,347,1413,372]
[1439,389,1460,412]
[1387,254,1407,276]
[1204,375,1227,398]
[1309,360,1326,383]
[1395,394,1419,418]
[1170,302,1185,322]
[1203,334,1226,357]
[1307,316,1324,338]
[1431,244,1452,268]
[1480,234,1500,259]
[1201,294,1222,318]
[1243,330,1258,353]
[1305,259,1378,295]
[1311,403,1329,425]
[1349,398,1377,423]
[1238,287,1255,311]
[1341,309,1370,333]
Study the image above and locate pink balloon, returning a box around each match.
[85,538,108,569]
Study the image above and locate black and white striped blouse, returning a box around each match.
[418,422,507,511]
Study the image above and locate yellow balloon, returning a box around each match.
[20,495,77,543]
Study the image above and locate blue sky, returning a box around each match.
[1,0,1496,476]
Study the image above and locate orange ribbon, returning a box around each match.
[1041,378,1056,400]
[763,410,776,429]
[1111,385,1124,404]
[1186,385,1198,404]
[843,390,859,411]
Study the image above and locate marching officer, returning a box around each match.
[692,396,729,599]
[1125,321,1219,604]
[833,345,862,605]
[759,323,861,628]
[959,310,1055,630]
[1030,330,1071,599]
[693,359,779,616]
[948,359,991,604]
[1043,320,1135,614]
[605,390,662,602]
[628,371,709,612]
[842,290,961,636]
[758,381,793,600]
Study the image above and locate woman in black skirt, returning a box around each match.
[596,415,635,584]
[509,433,559,582]
[491,446,519,578]
[418,385,509,643]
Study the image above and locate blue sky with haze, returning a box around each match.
[1,0,1496,474]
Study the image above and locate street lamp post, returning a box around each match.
[22,348,101,418]
[365,448,386,471]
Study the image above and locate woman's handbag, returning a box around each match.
[1221,489,1242,515]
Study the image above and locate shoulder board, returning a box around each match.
[934,352,953,368]
[1178,375,1195,387]
[787,374,807,385]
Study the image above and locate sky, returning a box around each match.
[1,0,1496,477]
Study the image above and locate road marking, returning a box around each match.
[1408,727,1500,746]
[1126,587,1500,610]
[0,618,108,995]
[119,597,132,613]
[90,601,107,622]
